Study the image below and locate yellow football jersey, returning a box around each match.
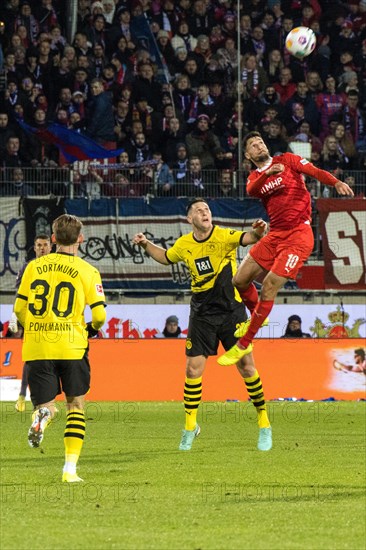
[15,252,106,361]
[166,225,245,314]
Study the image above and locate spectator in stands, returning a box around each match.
[63,45,77,70]
[77,0,91,31]
[2,135,30,168]
[249,25,267,65]
[1,167,34,197]
[281,315,311,339]
[220,115,245,171]
[153,0,180,36]
[240,53,269,101]
[110,53,134,88]
[178,155,211,197]
[330,21,358,59]
[161,117,186,165]
[3,51,19,83]
[22,47,42,85]
[337,69,360,97]
[287,120,323,157]
[90,43,107,79]
[132,61,162,112]
[182,55,204,90]
[285,81,320,136]
[72,67,90,99]
[14,1,39,46]
[320,135,350,183]
[171,46,188,75]
[255,84,283,123]
[113,98,132,145]
[154,315,184,338]
[188,0,215,38]
[332,122,357,167]
[171,19,197,53]
[187,82,216,126]
[264,119,288,157]
[28,108,58,167]
[153,151,175,196]
[215,169,237,198]
[102,0,115,25]
[186,114,220,169]
[85,77,116,145]
[264,49,284,84]
[34,0,60,34]
[170,143,189,183]
[305,70,323,98]
[284,102,306,137]
[73,31,92,58]
[173,74,195,121]
[274,66,297,105]
[38,38,54,78]
[316,75,347,140]
[51,57,74,96]
[55,87,76,119]
[156,30,176,74]
[108,7,134,54]
[193,34,212,69]
[125,131,152,166]
[342,90,365,149]
[0,112,15,156]
[239,13,253,51]
[86,13,107,49]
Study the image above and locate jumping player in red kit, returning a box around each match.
[218,131,354,365]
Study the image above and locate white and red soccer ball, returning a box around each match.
[285,27,316,58]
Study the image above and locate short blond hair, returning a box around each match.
[52,214,83,245]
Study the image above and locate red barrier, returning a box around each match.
[1,339,365,401]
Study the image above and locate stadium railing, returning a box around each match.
[1,166,364,261]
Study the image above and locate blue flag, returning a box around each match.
[18,120,124,163]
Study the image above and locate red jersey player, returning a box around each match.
[218,131,354,365]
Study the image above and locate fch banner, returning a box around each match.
[317,199,366,290]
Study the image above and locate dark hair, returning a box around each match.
[186,198,209,214]
[34,234,51,243]
[354,348,365,360]
[243,131,262,151]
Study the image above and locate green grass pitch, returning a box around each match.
[1,401,365,550]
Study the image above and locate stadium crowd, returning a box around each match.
[0,0,365,198]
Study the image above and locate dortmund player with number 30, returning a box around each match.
[14,214,106,482]
[133,199,272,452]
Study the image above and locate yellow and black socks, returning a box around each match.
[183,376,202,431]
[244,370,270,428]
[63,408,86,475]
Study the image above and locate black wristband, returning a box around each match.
[86,322,99,338]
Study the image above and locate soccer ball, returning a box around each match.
[285,27,316,58]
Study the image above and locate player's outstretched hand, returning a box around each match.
[132,233,148,247]
[335,181,354,196]
[265,163,284,176]
[252,219,268,236]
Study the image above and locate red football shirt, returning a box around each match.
[247,153,320,231]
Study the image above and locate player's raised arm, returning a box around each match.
[242,219,268,245]
[132,233,170,265]
[296,160,354,196]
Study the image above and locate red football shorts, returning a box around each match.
[249,223,314,279]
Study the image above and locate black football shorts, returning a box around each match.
[27,354,91,406]
[185,304,247,357]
